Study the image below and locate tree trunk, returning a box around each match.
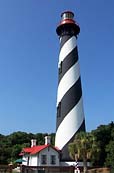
[83,158,88,173]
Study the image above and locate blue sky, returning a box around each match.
[0,0,114,135]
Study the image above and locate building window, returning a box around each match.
[27,156,29,166]
[41,155,47,164]
[50,155,56,165]
[57,102,61,117]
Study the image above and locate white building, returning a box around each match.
[20,136,90,170]
[20,136,60,166]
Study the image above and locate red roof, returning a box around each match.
[22,144,60,155]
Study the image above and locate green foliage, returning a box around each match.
[11,144,22,160]
[69,131,100,160]
[68,121,114,169]
[92,121,114,167]
[105,127,114,170]
[69,131,100,173]
[105,141,114,170]
[0,131,55,164]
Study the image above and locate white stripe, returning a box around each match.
[57,61,80,106]
[58,36,76,67]
[55,97,84,150]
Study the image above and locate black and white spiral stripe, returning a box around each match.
[55,35,85,160]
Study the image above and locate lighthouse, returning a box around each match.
[55,11,86,161]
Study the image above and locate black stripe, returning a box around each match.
[60,35,72,49]
[60,119,86,161]
[58,47,78,83]
[56,77,82,129]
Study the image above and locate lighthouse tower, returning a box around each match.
[55,11,86,161]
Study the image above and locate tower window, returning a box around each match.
[57,102,61,117]
[59,61,62,74]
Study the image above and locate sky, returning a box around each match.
[0,0,114,135]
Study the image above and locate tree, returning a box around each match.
[11,144,23,161]
[105,141,114,170]
[8,131,31,145]
[105,128,114,171]
[92,122,114,166]
[69,132,100,173]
